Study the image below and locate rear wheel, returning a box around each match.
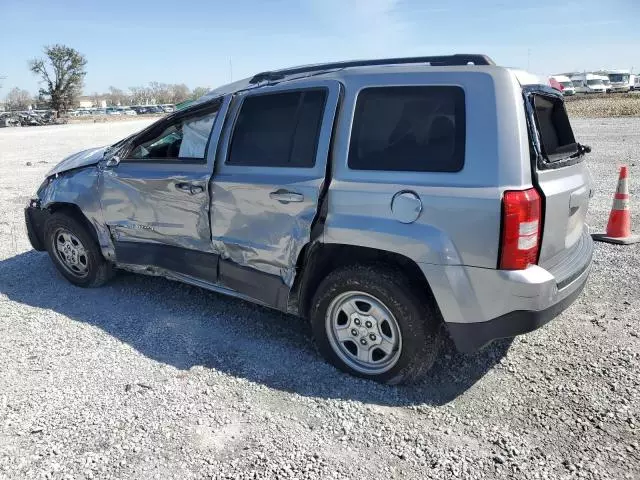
[44,212,114,287]
[310,265,442,384]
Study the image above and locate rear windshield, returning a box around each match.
[532,94,578,163]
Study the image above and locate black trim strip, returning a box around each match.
[114,241,219,283]
[113,241,289,310]
[218,260,290,311]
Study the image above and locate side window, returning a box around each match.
[127,105,218,162]
[348,86,465,172]
[227,89,327,167]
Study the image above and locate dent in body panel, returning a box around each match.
[38,167,116,259]
[209,176,323,287]
[101,168,213,252]
[209,79,341,289]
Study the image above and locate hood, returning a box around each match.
[47,146,108,176]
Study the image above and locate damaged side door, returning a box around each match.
[100,97,230,281]
[210,80,341,308]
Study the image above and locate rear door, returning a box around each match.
[210,80,341,302]
[524,87,593,277]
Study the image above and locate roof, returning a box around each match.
[199,53,501,101]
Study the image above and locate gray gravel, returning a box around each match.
[1,118,639,480]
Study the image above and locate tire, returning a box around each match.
[310,264,442,384]
[44,212,114,288]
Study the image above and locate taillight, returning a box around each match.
[499,188,542,270]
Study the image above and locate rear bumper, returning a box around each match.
[24,202,49,251]
[420,229,593,353]
[446,262,590,352]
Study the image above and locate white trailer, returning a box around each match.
[570,73,607,94]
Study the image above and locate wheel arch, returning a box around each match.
[46,202,100,244]
[291,242,439,320]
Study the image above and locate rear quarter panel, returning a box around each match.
[325,69,532,269]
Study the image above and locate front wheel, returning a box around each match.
[310,265,443,384]
[44,212,114,287]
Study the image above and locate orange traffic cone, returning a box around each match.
[593,165,639,245]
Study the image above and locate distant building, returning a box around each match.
[77,96,108,108]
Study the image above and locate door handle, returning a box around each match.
[269,189,304,203]
[175,182,204,195]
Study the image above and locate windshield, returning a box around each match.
[608,74,629,83]
[602,79,611,86]
[587,79,604,86]
[560,81,573,88]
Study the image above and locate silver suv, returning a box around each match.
[25,54,593,384]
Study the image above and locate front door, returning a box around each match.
[100,97,230,281]
[210,80,341,305]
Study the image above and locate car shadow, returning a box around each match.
[0,251,511,407]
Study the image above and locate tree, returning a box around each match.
[107,86,127,106]
[191,86,210,100]
[129,85,153,105]
[148,81,170,104]
[29,44,87,116]
[91,91,102,108]
[5,87,32,111]
[170,83,190,104]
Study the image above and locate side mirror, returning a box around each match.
[105,155,120,168]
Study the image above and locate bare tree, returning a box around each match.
[29,44,87,116]
[170,83,191,104]
[90,91,102,108]
[107,86,127,106]
[148,81,170,104]
[191,86,210,100]
[129,86,153,105]
[5,87,33,111]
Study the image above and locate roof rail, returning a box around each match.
[249,54,496,84]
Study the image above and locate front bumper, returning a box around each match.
[421,229,593,353]
[24,202,49,251]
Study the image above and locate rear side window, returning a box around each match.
[532,95,577,162]
[348,86,465,172]
[227,89,327,168]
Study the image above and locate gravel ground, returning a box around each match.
[0,118,639,480]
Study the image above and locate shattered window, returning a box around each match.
[532,95,577,161]
[128,104,219,161]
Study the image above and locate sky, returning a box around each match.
[1,0,639,96]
